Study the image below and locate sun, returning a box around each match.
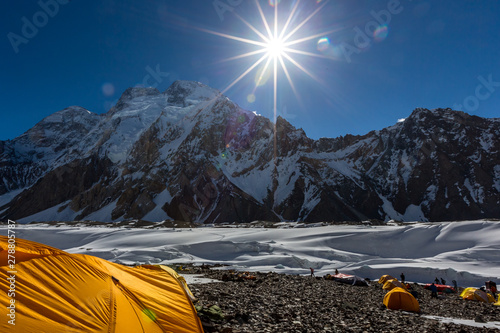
[266,37,286,59]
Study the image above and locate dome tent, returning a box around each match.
[0,236,203,333]
[382,279,406,291]
[378,274,396,284]
[460,287,495,303]
[383,287,420,313]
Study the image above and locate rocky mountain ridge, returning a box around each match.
[1,81,499,223]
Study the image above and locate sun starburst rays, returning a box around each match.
[201,0,331,160]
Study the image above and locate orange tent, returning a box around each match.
[383,279,406,291]
[0,236,203,333]
[383,287,420,312]
[378,274,396,284]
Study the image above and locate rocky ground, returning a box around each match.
[185,266,500,333]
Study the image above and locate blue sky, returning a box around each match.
[1,0,499,141]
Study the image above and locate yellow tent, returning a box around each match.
[460,287,495,303]
[378,274,396,284]
[0,236,203,333]
[383,279,406,291]
[383,287,420,313]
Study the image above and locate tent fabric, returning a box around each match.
[138,264,197,302]
[459,287,494,303]
[378,274,396,284]
[0,236,203,333]
[383,287,420,313]
[330,273,369,286]
[423,283,456,293]
[382,279,406,291]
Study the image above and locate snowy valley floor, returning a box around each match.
[2,220,499,287]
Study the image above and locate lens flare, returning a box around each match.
[255,62,272,86]
[269,0,281,7]
[374,24,389,42]
[317,37,330,52]
[102,83,115,97]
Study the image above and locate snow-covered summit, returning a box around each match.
[110,87,161,114]
[13,105,100,154]
[164,80,221,107]
[38,106,98,124]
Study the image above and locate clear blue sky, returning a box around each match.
[1,0,499,141]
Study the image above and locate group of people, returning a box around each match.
[311,268,339,277]
[434,277,447,285]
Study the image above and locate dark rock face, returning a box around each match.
[2,155,116,220]
[0,81,499,223]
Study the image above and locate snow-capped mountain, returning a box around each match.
[1,81,499,223]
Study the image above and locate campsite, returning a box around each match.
[1,220,500,332]
[192,266,500,332]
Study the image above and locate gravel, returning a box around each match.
[186,266,500,333]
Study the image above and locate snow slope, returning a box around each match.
[2,220,499,287]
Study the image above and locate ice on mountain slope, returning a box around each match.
[378,194,404,221]
[142,188,173,222]
[96,83,222,164]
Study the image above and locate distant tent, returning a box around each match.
[0,236,203,333]
[330,273,369,286]
[423,283,456,293]
[460,287,495,303]
[383,279,406,291]
[378,274,396,284]
[383,287,420,312]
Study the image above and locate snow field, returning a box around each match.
[1,220,499,287]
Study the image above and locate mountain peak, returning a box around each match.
[26,106,99,131]
[408,107,470,121]
[121,87,161,100]
[164,80,221,106]
[111,87,161,113]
